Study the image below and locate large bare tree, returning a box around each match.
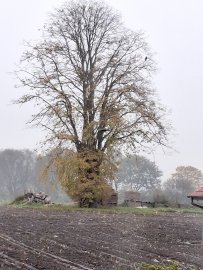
[16,0,168,206]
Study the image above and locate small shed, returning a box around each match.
[102,190,118,207]
[187,187,203,209]
[123,191,141,207]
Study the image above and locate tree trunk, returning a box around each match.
[77,149,103,208]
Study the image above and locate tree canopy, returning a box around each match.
[117,155,162,192]
[16,0,169,206]
[164,166,203,204]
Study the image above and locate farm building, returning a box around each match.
[188,187,203,209]
[122,191,141,207]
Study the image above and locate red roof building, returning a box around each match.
[187,187,203,209]
[188,187,203,200]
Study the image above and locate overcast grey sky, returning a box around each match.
[0,0,203,180]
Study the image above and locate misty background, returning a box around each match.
[0,0,203,185]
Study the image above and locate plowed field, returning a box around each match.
[0,207,202,269]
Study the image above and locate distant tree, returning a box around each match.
[117,155,162,192]
[151,188,169,205]
[164,166,203,204]
[0,149,70,202]
[16,0,169,206]
[0,149,36,199]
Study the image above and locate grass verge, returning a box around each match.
[7,200,203,215]
[140,262,179,270]
[115,261,194,270]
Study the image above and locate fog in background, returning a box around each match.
[0,0,203,181]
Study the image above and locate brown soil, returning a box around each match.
[0,207,202,270]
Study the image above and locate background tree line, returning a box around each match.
[0,149,68,202]
[0,148,202,206]
[116,156,203,205]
